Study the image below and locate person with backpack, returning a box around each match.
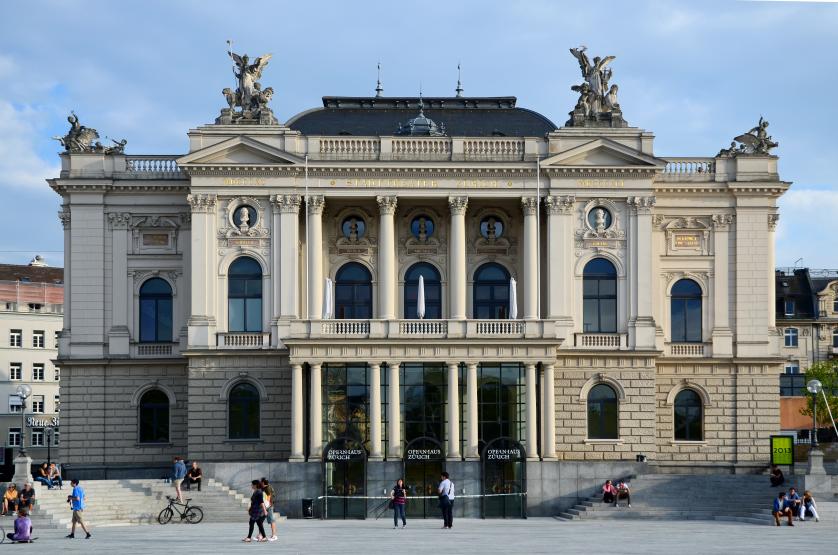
[390,478,407,528]
[438,472,455,529]
[260,477,278,541]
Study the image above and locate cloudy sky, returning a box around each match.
[0,0,835,268]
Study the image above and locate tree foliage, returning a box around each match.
[799,361,838,428]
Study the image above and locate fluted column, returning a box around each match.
[521,197,539,320]
[376,196,398,319]
[187,194,217,347]
[466,362,479,460]
[387,362,401,459]
[447,362,461,460]
[369,363,383,459]
[525,363,539,460]
[306,196,325,319]
[448,197,468,319]
[712,214,734,356]
[542,363,557,459]
[309,363,322,460]
[290,363,304,461]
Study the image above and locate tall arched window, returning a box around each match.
[833,328,838,349]
[228,257,262,332]
[587,384,618,439]
[228,382,260,439]
[404,263,442,319]
[139,278,173,343]
[335,263,373,319]
[583,258,617,333]
[674,389,703,441]
[473,263,510,319]
[671,279,702,343]
[138,389,170,443]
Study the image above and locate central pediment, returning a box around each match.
[177,136,303,167]
[541,137,665,170]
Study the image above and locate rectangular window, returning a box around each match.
[784,363,800,374]
[31,395,44,414]
[477,363,526,447]
[834,298,838,313]
[33,364,44,381]
[784,299,795,316]
[9,330,21,347]
[322,363,371,450]
[8,428,20,447]
[31,428,44,447]
[400,363,447,445]
[55,394,60,413]
[9,395,22,413]
[10,363,21,381]
[784,328,799,348]
[780,373,805,397]
[54,366,60,381]
[54,330,60,348]
[53,427,60,446]
[33,330,45,348]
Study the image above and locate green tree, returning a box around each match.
[799,361,838,428]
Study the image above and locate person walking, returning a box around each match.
[438,472,455,529]
[260,477,278,542]
[391,478,407,529]
[243,480,268,543]
[172,456,187,503]
[66,479,91,539]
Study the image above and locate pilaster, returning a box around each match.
[186,194,217,347]
[521,197,539,320]
[369,363,383,460]
[627,195,657,349]
[107,212,131,356]
[308,363,322,460]
[290,363,304,461]
[544,195,575,339]
[712,214,734,356]
[387,362,401,459]
[447,362,461,460]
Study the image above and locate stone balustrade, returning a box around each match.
[463,138,525,161]
[321,320,371,336]
[398,320,448,336]
[667,342,708,357]
[132,342,176,357]
[216,332,271,348]
[391,137,451,160]
[574,333,625,349]
[318,137,380,160]
[661,157,715,180]
[125,155,183,176]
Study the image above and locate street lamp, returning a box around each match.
[14,384,32,457]
[807,379,823,449]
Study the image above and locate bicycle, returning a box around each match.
[157,496,204,524]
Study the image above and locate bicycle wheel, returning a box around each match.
[157,507,174,525]
[0,526,5,543]
[184,505,204,524]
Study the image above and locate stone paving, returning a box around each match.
[12,518,837,554]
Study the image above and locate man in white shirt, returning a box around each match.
[438,472,455,529]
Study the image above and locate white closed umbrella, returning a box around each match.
[416,274,426,320]
[508,277,518,319]
[322,277,333,319]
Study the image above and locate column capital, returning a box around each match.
[768,213,779,231]
[187,193,217,213]
[712,213,735,230]
[521,196,539,216]
[448,196,469,216]
[58,208,71,230]
[544,195,575,215]
[306,195,325,215]
[376,195,398,215]
[626,195,656,214]
[107,212,131,230]
[271,194,302,214]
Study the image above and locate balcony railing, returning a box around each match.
[473,320,525,336]
[667,343,709,357]
[132,343,177,357]
[217,332,271,348]
[661,157,715,181]
[398,320,448,336]
[124,156,184,178]
[391,137,451,161]
[321,320,371,336]
[574,333,625,349]
[463,139,525,161]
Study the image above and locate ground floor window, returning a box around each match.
[587,384,619,439]
[323,363,372,451]
[401,363,446,444]
[139,388,170,443]
[477,363,525,451]
[673,389,703,441]
[228,382,260,439]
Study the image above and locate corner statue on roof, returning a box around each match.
[217,44,278,125]
[567,46,627,128]
[52,111,126,154]
[718,117,779,157]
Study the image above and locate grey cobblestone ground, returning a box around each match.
[17,518,837,554]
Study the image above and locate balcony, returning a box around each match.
[660,157,715,182]
[321,320,371,337]
[291,319,534,340]
[667,343,710,357]
[216,332,271,349]
[573,333,626,349]
[131,342,178,357]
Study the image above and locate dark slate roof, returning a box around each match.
[0,263,64,284]
[286,96,558,137]
[775,269,816,319]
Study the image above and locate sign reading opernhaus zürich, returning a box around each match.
[50,44,787,519]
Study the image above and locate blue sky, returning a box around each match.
[0,0,835,268]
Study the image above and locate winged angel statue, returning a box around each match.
[566,46,625,127]
[53,111,126,154]
[218,45,277,124]
[717,117,779,157]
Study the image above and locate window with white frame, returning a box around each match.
[54,366,60,381]
[10,363,21,381]
[32,330,45,348]
[31,428,44,447]
[8,428,20,447]
[31,395,44,413]
[9,330,21,347]
[53,427,60,446]
[784,299,795,316]
[54,330,59,347]
[784,328,799,347]
[54,394,60,413]
[33,364,44,381]
[9,395,22,413]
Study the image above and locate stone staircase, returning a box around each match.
[556,473,809,526]
[31,477,251,528]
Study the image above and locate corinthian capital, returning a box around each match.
[376,195,398,215]
[711,213,735,230]
[107,212,131,230]
[187,193,217,213]
[627,195,656,214]
[521,196,539,216]
[544,195,575,215]
[768,213,779,231]
[306,195,325,215]
[271,194,301,214]
[58,208,71,230]
[448,196,468,216]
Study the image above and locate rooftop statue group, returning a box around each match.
[217,43,278,125]
[717,117,779,157]
[53,111,127,154]
[567,46,627,128]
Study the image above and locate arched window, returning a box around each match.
[228,257,262,332]
[674,389,703,441]
[228,382,260,439]
[139,278,173,343]
[473,263,510,319]
[583,258,617,333]
[671,279,702,343]
[587,384,618,439]
[138,389,169,443]
[335,263,373,319]
[404,263,442,319]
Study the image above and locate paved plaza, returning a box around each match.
[17,518,837,554]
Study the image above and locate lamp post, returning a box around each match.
[807,379,823,449]
[46,427,52,465]
[15,384,32,457]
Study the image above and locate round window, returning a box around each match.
[410,215,434,239]
[587,207,612,231]
[341,216,366,240]
[233,205,258,228]
[480,216,504,239]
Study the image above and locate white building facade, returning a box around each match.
[51,69,787,516]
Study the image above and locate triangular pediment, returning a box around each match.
[177,136,303,166]
[541,138,665,169]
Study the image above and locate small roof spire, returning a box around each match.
[418,86,425,115]
[375,62,383,97]
[455,63,464,98]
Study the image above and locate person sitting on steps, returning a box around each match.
[185,461,202,492]
[787,487,802,518]
[615,480,631,508]
[800,490,820,522]
[773,491,794,527]
[769,465,785,487]
[7,508,32,543]
[34,463,53,489]
[2,484,19,516]
[601,480,617,505]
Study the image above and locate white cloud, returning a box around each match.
[0,101,60,190]
[776,188,838,269]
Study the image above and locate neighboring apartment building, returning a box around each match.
[776,268,838,432]
[0,257,63,464]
